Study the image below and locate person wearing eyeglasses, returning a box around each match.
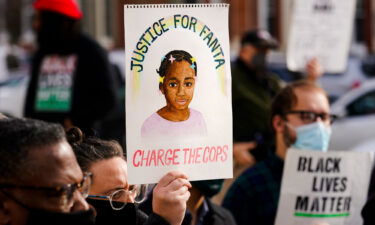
[0,118,95,225]
[223,80,335,225]
[67,127,191,225]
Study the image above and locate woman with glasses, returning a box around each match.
[67,127,191,225]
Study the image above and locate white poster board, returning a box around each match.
[286,0,357,73]
[124,4,232,184]
[275,149,374,225]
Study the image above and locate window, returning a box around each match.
[347,90,375,116]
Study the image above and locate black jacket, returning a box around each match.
[194,199,237,225]
[24,33,117,134]
[140,193,236,225]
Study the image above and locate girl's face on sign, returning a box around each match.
[161,60,196,110]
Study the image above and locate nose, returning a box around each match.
[70,190,90,212]
[127,192,136,203]
[177,84,185,96]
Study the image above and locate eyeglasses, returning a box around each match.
[88,184,148,210]
[0,172,92,206]
[285,110,338,124]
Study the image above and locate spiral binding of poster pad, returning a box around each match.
[125,4,229,9]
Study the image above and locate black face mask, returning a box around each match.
[86,198,137,225]
[25,208,96,225]
[0,189,95,225]
[191,179,224,198]
[251,53,267,71]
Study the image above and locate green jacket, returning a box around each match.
[232,59,283,142]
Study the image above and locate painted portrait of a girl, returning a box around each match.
[141,50,207,138]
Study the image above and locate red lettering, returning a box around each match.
[189,147,195,164]
[148,150,157,166]
[195,147,202,164]
[133,150,142,167]
[221,145,228,162]
[173,149,180,165]
[203,146,210,163]
[157,149,165,166]
[209,146,216,161]
[183,148,190,164]
[165,149,173,166]
[142,150,150,166]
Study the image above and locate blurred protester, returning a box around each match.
[0,118,94,225]
[24,0,117,136]
[67,127,191,225]
[362,194,375,225]
[232,29,324,163]
[140,179,236,225]
[184,180,237,225]
[223,80,334,225]
[0,112,7,119]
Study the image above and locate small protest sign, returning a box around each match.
[275,149,374,225]
[124,4,232,184]
[286,0,357,73]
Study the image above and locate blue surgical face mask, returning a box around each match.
[289,121,332,152]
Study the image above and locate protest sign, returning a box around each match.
[286,0,356,73]
[124,4,232,184]
[275,149,374,225]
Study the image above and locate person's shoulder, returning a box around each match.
[230,156,278,193]
[189,108,206,124]
[189,108,203,117]
[206,199,237,224]
[142,112,162,129]
[77,33,107,54]
[136,209,149,225]
[267,71,284,89]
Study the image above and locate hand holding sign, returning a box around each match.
[153,171,191,225]
[306,58,324,82]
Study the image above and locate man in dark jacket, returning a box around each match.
[0,118,95,225]
[232,29,324,163]
[224,81,334,225]
[24,0,117,135]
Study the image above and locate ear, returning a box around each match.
[159,83,165,95]
[272,115,285,133]
[0,194,11,225]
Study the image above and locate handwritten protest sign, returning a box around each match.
[286,0,356,73]
[275,149,374,225]
[124,4,232,184]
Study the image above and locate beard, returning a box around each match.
[283,123,297,148]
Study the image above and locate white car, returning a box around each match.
[329,79,375,151]
[0,75,29,117]
[352,139,375,152]
[319,57,369,102]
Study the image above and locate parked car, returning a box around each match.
[329,79,375,151]
[0,75,28,117]
[352,139,375,152]
[319,56,374,102]
[268,52,375,103]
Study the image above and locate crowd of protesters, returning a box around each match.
[1,0,375,225]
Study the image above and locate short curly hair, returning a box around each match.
[157,50,197,86]
[0,118,65,183]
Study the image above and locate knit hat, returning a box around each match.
[241,29,278,49]
[33,0,83,20]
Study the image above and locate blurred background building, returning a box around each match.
[1,0,375,152]
[0,0,374,53]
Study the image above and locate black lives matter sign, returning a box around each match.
[295,157,351,216]
[275,149,373,225]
